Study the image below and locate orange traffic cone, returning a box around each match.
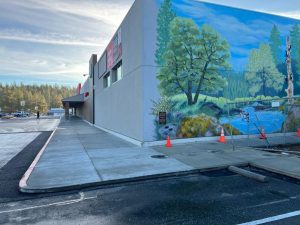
[259,126,267,139]
[165,136,172,148]
[219,127,226,143]
[297,128,300,137]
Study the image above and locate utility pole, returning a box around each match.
[285,36,294,105]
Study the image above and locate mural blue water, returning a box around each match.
[220,107,286,134]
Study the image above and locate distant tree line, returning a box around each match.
[0,83,75,113]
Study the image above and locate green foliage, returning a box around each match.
[157,17,231,105]
[286,114,300,132]
[155,0,176,66]
[222,71,249,100]
[290,24,300,90]
[231,95,279,103]
[222,124,241,135]
[178,114,217,138]
[290,24,300,60]
[245,43,284,96]
[0,83,75,113]
[150,96,174,115]
[269,25,282,65]
[171,94,228,117]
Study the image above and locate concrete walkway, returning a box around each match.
[20,117,300,193]
[21,117,192,192]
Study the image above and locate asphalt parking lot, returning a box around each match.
[0,117,60,133]
[0,118,59,203]
[0,117,59,170]
[0,168,300,225]
[0,117,300,225]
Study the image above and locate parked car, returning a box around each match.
[2,114,14,119]
[11,111,29,117]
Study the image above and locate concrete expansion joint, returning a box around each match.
[79,139,104,182]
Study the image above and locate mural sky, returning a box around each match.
[162,0,300,71]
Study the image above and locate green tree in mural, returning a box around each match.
[157,18,230,105]
[155,0,176,66]
[290,24,300,88]
[223,71,249,100]
[290,24,300,59]
[245,44,284,96]
[269,25,282,65]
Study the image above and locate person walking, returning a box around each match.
[37,111,40,119]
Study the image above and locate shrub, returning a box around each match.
[222,123,241,135]
[178,114,217,138]
[151,96,174,115]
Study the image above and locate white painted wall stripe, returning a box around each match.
[238,210,300,225]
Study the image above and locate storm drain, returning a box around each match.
[151,154,168,159]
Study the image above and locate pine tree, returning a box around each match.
[0,83,75,113]
[245,44,284,96]
[269,25,282,65]
[290,24,300,59]
[155,0,176,67]
[290,24,300,92]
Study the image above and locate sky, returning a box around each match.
[0,0,299,87]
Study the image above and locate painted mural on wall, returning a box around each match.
[153,0,300,140]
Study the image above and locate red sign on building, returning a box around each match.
[106,28,122,70]
[107,41,114,70]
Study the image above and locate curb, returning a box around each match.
[228,166,268,182]
[20,163,248,193]
[249,162,300,181]
[19,127,58,192]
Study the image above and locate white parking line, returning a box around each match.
[238,210,300,225]
[245,195,300,209]
[0,192,96,214]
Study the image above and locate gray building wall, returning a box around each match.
[142,0,160,141]
[78,55,96,123]
[77,76,92,122]
[90,0,300,142]
[94,0,145,141]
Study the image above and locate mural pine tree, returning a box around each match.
[290,24,300,59]
[290,24,300,90]
[245,44,284,96]
[157,18,230,105]
[155,0,176,66]
[269,25,282,65]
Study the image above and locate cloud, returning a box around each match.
[26,0,134,26]
[0,0,134,85]
[0,30,105,47]
[274,11,300,20]
[0,44,89,83]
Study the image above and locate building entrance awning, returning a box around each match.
[62,94,84,108]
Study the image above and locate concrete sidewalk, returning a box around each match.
[20,117,300,193]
